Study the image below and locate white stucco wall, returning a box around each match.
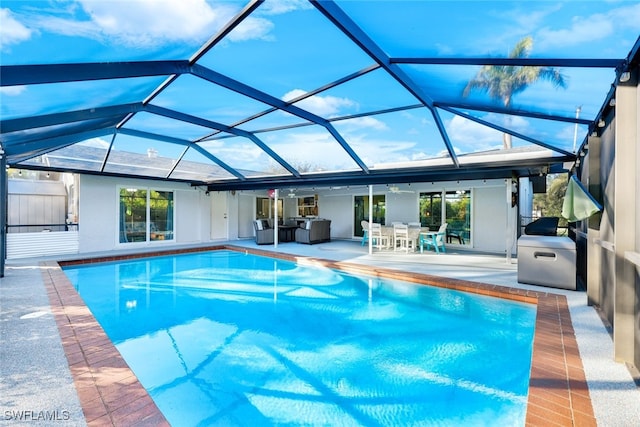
[236,194,255,238]
[77,175,512,253]
[78,175,212,253]
[473,185,509,253]
[318,194,353,239]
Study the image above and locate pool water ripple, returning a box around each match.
[63,250,536,426]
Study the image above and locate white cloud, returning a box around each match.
[344,134,422,164]
[228,17,274,42]
[1,0,315,50]
[259,0,313,15]
[536,3,640,49]
[282,89,357,117]
[0,85,26,96]
[446,114,506,151]
[21,0,271,48]
[265,130,356,170]
[337,116,388,132]
[74,0,224,47]
[0,8,32,51]
[500,4,562,35]
[79,137,110,149]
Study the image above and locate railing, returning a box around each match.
[7,223,78,233]
[5,223,79,259]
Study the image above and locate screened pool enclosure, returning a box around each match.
[2,0,638,193]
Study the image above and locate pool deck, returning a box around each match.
[1,239,638,426]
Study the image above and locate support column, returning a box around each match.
[586,135,602,306]
[613,69,638,364]
[368,185,373,255]
[506,179,516,263]
[274,189,279,249]
[0,148,6,277]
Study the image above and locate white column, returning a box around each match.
[613,70,638,365]
[368,184,373,254]
[274,189,279,248]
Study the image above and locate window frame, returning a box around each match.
[117,186,175,245]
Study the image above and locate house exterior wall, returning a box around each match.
[78,175,514,254]
[473,185,509,253]
[237,194,254,239]
[586,70,640,369]
[318,194,352,239]
[78,175,211,253]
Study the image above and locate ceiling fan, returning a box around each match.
[388,185,414,194]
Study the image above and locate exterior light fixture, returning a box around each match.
[609,98,616,107]
[619,71,631,83]
[598,119,606,128]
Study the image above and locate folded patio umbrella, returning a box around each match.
[561,175,602,222]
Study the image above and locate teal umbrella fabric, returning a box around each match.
[562,175,602,222]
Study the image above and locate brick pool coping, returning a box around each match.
[43,245,595,426]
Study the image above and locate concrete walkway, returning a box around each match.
[1,264,85,426]
[1,239,638,426]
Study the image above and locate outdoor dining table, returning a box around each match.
[377,225,424,250]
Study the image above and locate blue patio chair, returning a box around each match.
[361,220,370,246]
[420,223,447,254]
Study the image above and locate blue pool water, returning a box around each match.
[63,250,536,426]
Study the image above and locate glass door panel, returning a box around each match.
[445,190,471,245]
[419,192,443,230]
[354,195,386,237]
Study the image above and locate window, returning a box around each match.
[150,191,174,241]
[256,197,283,222]
[297,196,318,217]
[119,188,174,243]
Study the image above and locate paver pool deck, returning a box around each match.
[2,240,638,426]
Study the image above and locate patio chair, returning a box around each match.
[369,223,388,249]
[420,223,447,253]
[393,223,414,252]
[361,220,370,246]
[253,219,274,245]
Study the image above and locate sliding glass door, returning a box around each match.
[354,195,386,237]
[419,190,471,245]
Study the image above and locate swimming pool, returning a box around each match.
[63,250,536,426]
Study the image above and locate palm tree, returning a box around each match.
[463,36,567,149]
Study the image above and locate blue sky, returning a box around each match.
[1,1,639,176]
